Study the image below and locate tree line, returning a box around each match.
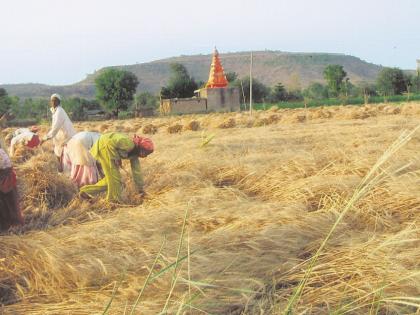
[1,63,419,121]
[156,63,420,105]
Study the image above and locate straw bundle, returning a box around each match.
[218,118,236,129]
[12,144,38,163]
[142,124,158,134]
[184,120,200,131]
[167,124,183,134]
[17,152,77,210]
[292,113,306,123]
[384,105,401,115]
[346,108,370,119]
[99,123,111,133]
[253,117,271,127]
[311,109,333,119]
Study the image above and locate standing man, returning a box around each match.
[42,94,76,171]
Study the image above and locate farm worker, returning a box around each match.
[62,131,101,187]
[0,112,12,150]
[79,132,154,202]
[0,144,24,231]
[8,126,41,157]
[42,93,76,172]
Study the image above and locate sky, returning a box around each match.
[1,0,419,85]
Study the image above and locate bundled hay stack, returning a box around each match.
[383,105,401,115]
[184,120,200,131]
[241,117,256,128]
[17,152,77,210]
[99,123,111,133]
[218,118,236,129]
[122,121,138,133]
[114,125,128,133]
[311,109,333,119]
[267,114,281,124]
[253,117,271,127]
[142,124,158,134]
[292,113,307,123]
[346,108,370,120]
[167,124,183,134]
[12,143,38,163]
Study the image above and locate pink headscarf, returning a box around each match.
[133,135,154,154]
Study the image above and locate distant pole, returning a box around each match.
[249,51,253,115]
[417,59,420,92]
[417,59,420,77]
[240,80,246,110]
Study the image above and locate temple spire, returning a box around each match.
[205,48,228,88]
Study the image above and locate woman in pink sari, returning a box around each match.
[62,131,101,187]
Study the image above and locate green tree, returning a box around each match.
[61,97,100,121]
[134,92,158,109]
[16,98,49,119]
[270,82,288,102]
[226,71,238,83]
[376,67,406,97]
[303,82,329,100]
[95,68,139,117]
[323,65,347,97]
[0,88,12,115]
[160,63,198,99]
[234,77,270,103]
[410,75,420,94]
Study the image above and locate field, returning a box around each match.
[1,103,420,314]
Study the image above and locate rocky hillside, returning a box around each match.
[2,51,385,99]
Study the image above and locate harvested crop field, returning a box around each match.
[1,103,420,314]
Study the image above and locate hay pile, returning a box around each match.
[12,144,38,163]
[184,120,200,131]
[166,123,183,134]
[384,105,401,115]
[253,117,271,127]
[98,123,111,133]
[345,107,370,119]
[311,108,333,119]
[17,152,77,210]
[218,117,236,129]
[291,113,307,123]
[267,113,281,124]
[142,124,158,134]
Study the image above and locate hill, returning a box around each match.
[1,51,385,99]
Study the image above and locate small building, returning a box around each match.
[85,109,107,120]
[160,48,240,115]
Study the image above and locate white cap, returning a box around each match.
[50,93,62,101]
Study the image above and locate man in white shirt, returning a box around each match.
[9,126,41,157]
[42,94,76,172]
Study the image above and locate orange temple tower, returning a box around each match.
[205,48,228,88]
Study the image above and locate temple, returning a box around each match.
[206,48,228,88]
[160,48,241,115]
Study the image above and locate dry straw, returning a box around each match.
[1,103,420,314]
[184,120,200,131]
[142,124,158,134]
[167,124,183,134]
[218,118,236,129]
